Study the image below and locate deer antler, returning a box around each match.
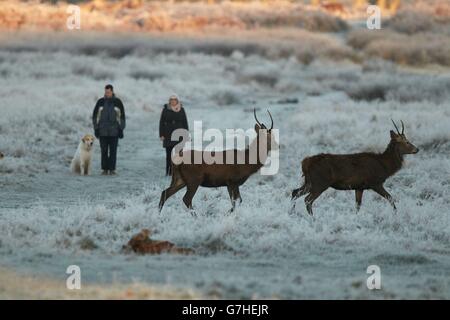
[400,120,405,135]
[254,108,262,127]
[391,119,401,135]
[267,110,273,130]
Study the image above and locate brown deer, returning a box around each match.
[122,229,194,255]
[291,120,419,215]
[159,109,275,213]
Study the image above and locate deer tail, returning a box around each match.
[291,158,313,200]
[301,157,313,173]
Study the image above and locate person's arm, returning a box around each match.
[182,108,189,131]
[118,99,126,130]
[92,99,101,130]
[159,108,166,139]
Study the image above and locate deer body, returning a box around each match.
[159,110,274,213]
[292,121,419,215]
[303,149,402,191]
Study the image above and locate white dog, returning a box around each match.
[71,134,95,176]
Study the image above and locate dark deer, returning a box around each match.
[291,120,419,215]
[159,109,275,213]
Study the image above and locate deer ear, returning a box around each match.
[142,229,151,238]
[390,130,397,139]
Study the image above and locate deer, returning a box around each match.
[291,120,419,216]
[159,109,276,213]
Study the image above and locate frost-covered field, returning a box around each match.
[0,33,449,299]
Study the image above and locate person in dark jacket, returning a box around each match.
[159,94,189,176]
[92,84,126,175]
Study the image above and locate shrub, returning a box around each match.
[386,10,436,35]
[346,82,388,101]
[347,29,450,67]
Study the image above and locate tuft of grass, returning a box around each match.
[237,73,279,88]
[129,70,165,81]
[78,237,98,251]
[211,91,241,106]
[72,65,115,80]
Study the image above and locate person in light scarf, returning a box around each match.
[159,95,189,176]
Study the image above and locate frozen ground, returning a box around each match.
[0,33,449,299]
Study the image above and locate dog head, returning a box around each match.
[81,134,95,150]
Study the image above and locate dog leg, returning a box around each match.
[85,160,91,176]
[71,160,81,174]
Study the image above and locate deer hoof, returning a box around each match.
[189,210,197,217]
[288,205,297,216]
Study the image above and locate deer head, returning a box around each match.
[390,120,419,155]
[253,108,276,155]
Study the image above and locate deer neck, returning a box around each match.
[380,141,404,176]
[245,136,270,171]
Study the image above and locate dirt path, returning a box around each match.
[0,267,200,300]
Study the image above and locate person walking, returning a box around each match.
[159,95,188,176]
[92,84,126,175]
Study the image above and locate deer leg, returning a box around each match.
[305,193,315,216]
[291,188,301,200]
[227,185,241,212]
[183,184,199,210]
[292,184,308,200]
[304,188,326,216]
[86,162,91,176]
[159,183,186,211]
[355,190,363,212]
[234,186,242,204]
[159,168,186,211]
[372,185,397,211]
[291,184,308,213]
[226,185,236,211]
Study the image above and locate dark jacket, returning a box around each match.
[159,104,188,148]
[93,96,126,138]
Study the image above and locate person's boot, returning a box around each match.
[110,170,116,175]
[101,170,109,175]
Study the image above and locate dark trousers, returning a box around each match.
[100,137,119,171]
[165,146,173,176]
